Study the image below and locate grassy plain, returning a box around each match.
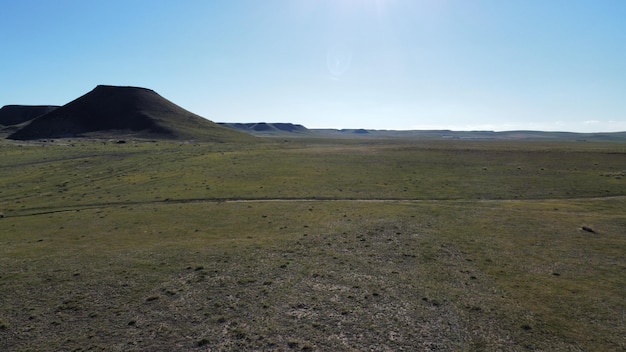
[0,137,624,351]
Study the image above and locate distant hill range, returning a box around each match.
[6,85,252,142]
[0,105,59,126]
[219,122,308,134]
[220,124,626,141]
[3,85,624,142]
[311,129,626,141]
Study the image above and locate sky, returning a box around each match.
[2,0,625,132]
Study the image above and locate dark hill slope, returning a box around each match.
[0,105,59,126]
[8,85,253,142]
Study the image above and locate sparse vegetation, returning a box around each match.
[0,137,624,351]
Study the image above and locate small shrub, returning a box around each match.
[581,226,596,233]
[197,338,210,347]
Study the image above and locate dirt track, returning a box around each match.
[6,195,625,218]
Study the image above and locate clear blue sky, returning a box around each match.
[2,0,625,132]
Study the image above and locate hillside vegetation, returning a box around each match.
[0,138,624,351]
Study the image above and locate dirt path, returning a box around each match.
[5,195,626,218]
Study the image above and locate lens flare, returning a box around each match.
[326,45,353,77]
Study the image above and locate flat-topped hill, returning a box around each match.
[8,85,253,142]
[219,122,309,134]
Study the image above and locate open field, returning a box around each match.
[1,138,625,351]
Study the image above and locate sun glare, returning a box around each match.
[335,0,389,15]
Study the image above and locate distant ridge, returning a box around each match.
[217,123,626,141]
[219,122,308,134]
[309,129,626,141]
[8,85,253,142]
[0,105,59,126]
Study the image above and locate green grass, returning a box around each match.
[0,138,624,351]
[1,139,624,216]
